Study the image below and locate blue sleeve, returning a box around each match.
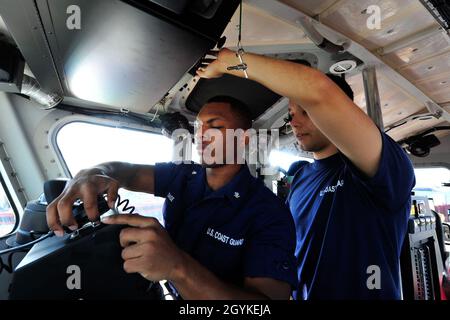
[154,162,184,198]
[345,132,416,211]
[243,202,298,288]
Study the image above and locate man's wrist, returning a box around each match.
[220,48,246,78]
[74,167,105,178]
[168,250,189,285]
[92,164,122,184]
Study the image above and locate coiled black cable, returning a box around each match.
[113,194,136,215]
[116,195,136,214]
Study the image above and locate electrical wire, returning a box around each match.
[238,0,243,47]
[0,232,17,241]
[413,126,450,137]
[0,231,55,274]
[150,104,160,122]
[398,126,450,145]
[385,113,436,133]
[0,231,54,256]
[55,104,161,127]
[115,194,135,214]
[385,121,407,133]
[0,249,26,274]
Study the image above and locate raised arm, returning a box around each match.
[46,161,155,235]
[198,49,382,177]
[89,161,155,194]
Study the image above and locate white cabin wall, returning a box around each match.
[0,93,47,201]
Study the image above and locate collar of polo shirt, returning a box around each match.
[201,164,254,203]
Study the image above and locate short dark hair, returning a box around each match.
[325,74,354,101]
[206,95,253,129]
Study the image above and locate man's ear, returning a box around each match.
[239,129,255,149]
[235,128,253,151]
[244,129,250,146]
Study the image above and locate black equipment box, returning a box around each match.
[9,223,158,300]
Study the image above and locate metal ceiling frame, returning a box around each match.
[252,97,288,129]
[245,0,450,125]
[362,66,384,131]
[0,0,63,95]
[0,142,28,209]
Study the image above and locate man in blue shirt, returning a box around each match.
[198,49,416,299]
[46,96,297,299]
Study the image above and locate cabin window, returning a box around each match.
[0,175,17,237]
[414,167,450,222]
[56,121,174,223]
[269,149,313,173]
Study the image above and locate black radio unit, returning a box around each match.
[9,222,159,300]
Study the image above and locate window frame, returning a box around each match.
[268,148,313,173]
[413,165,450,213]
[50,116,166,178]
[413,165,450,187]
[413,163,450,172]
[0,171,20,238]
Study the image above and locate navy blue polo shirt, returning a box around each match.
[154,163,297,288]
[287,132,415,299]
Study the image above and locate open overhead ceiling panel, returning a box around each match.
[0,0,239,112]
[186,75,282,120]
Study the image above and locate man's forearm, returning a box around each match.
[219,49,329,109]
[170,252,270,300]
[79,162,155,194]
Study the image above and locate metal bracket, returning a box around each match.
[425,101,445,120]
[227,48,249,78]
[362,66,384,131]
[0,141,28,207]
